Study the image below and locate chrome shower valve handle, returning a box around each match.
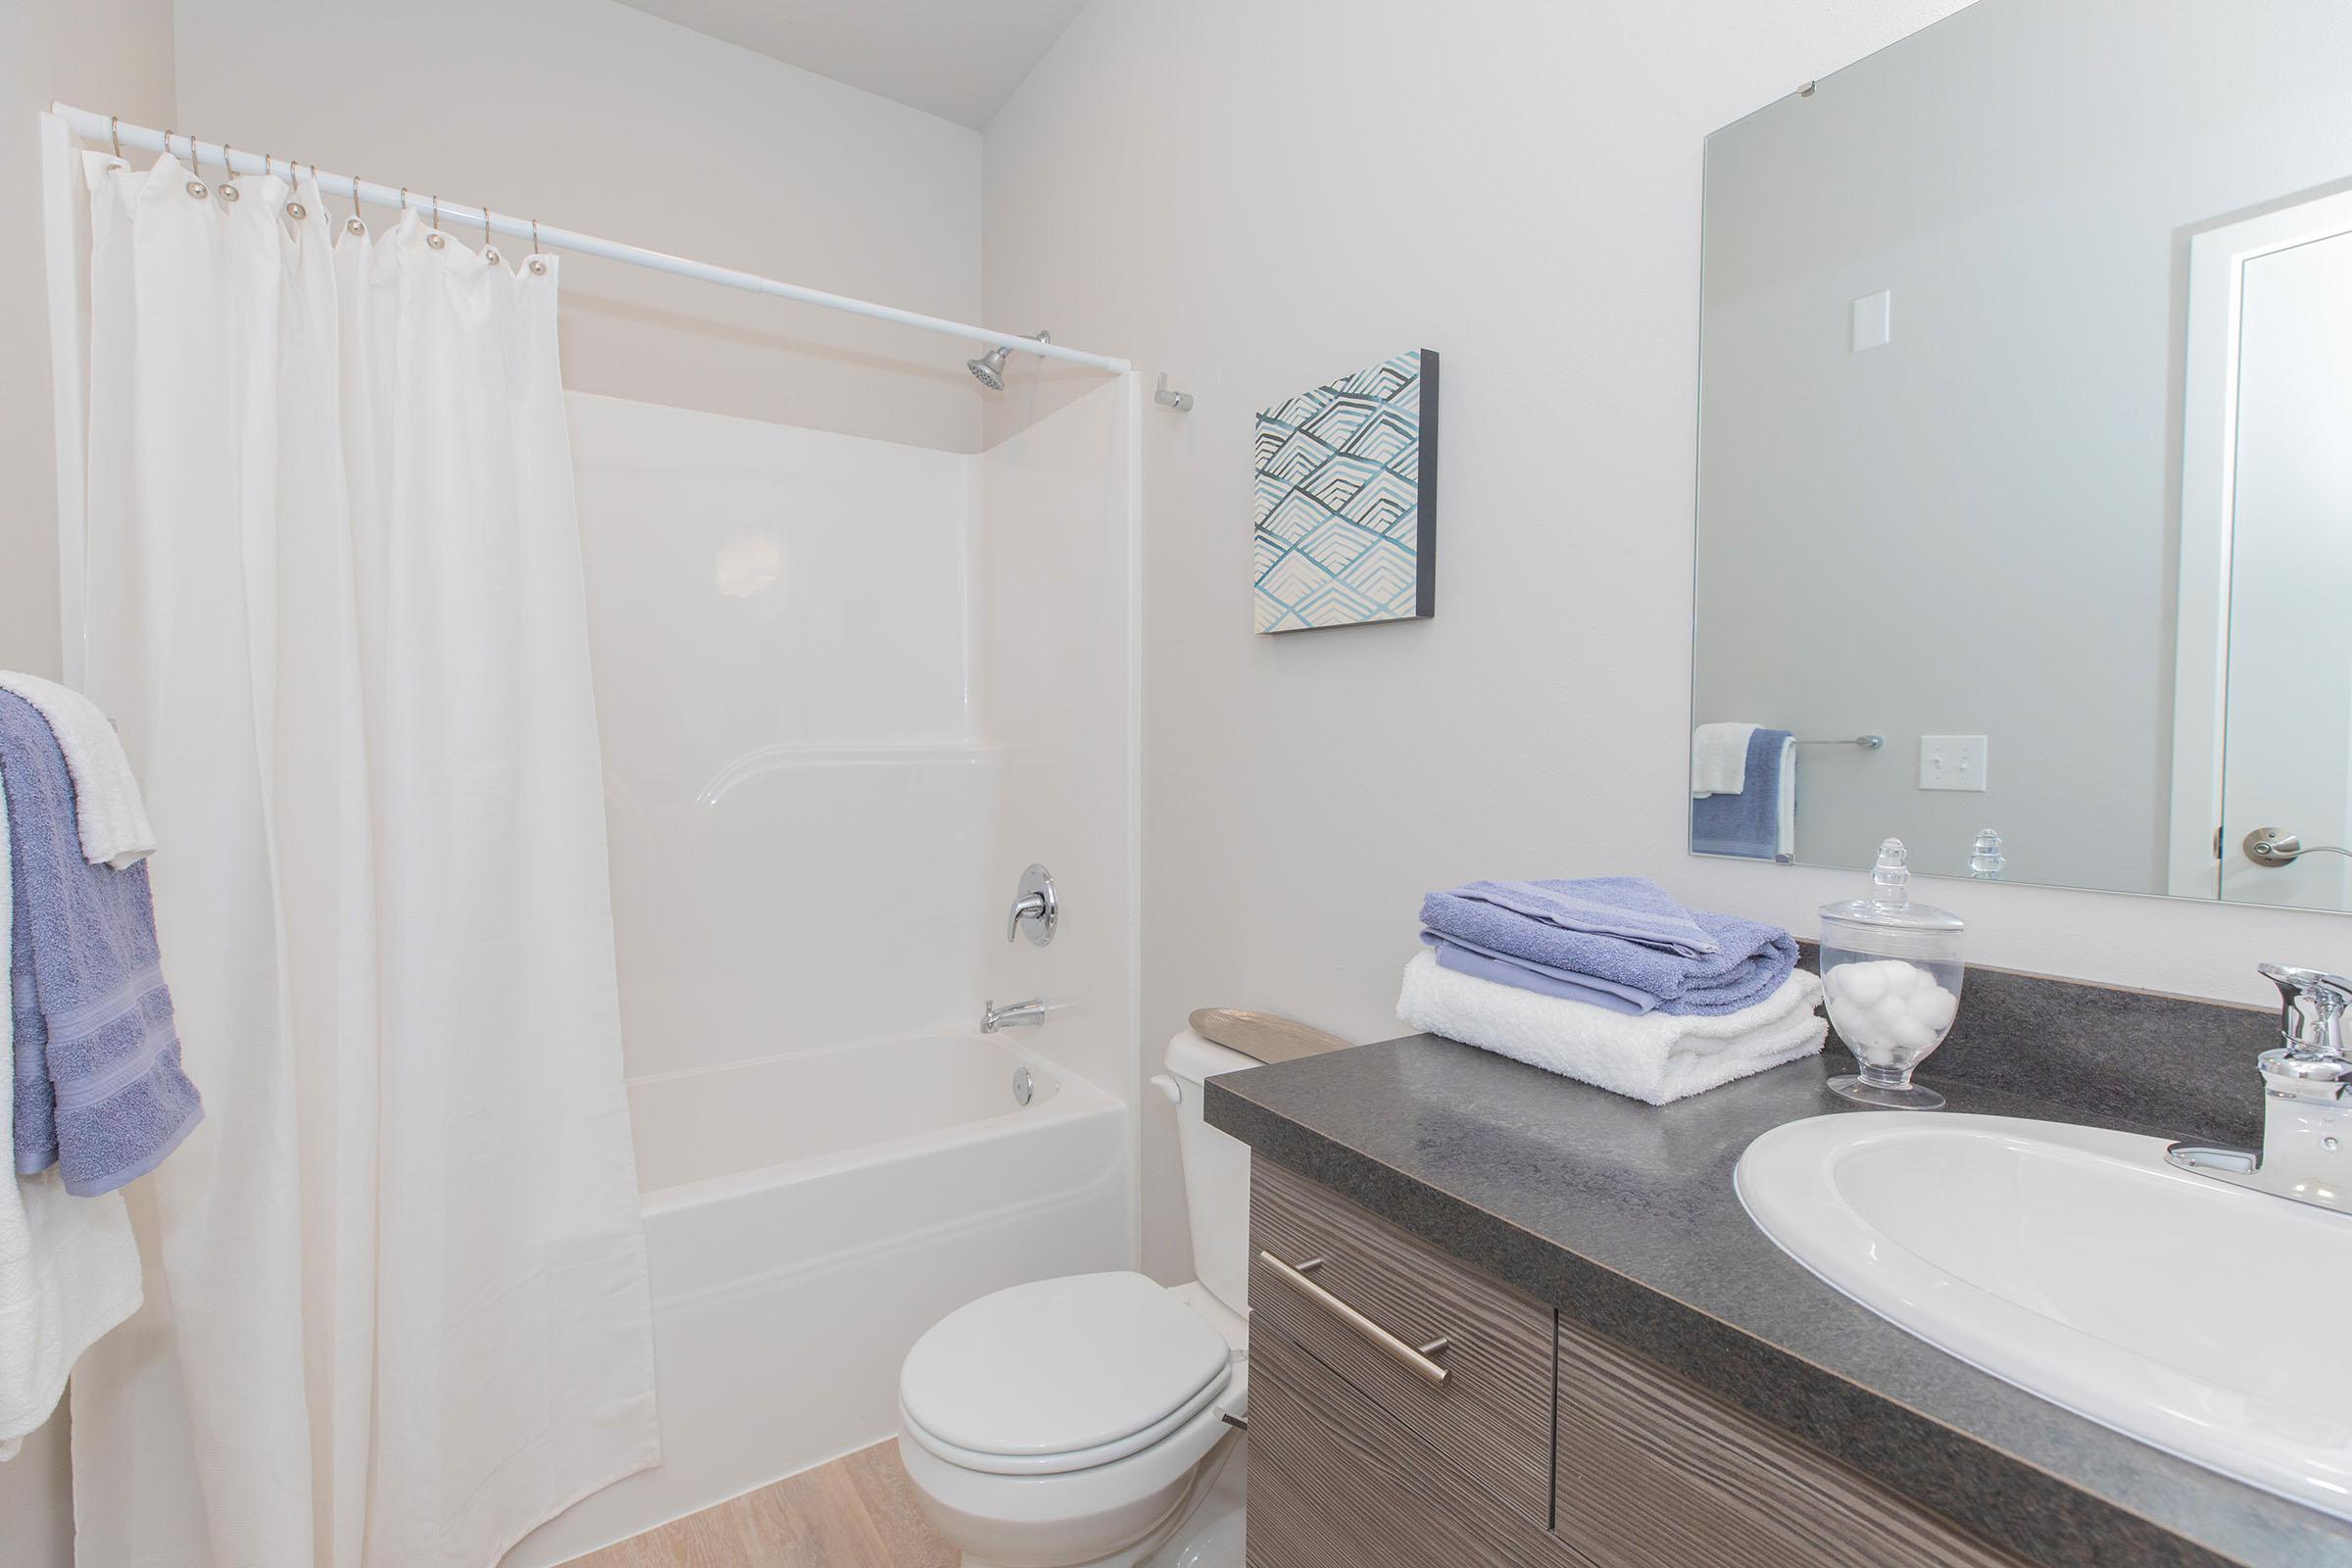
[1005,864,1057,946]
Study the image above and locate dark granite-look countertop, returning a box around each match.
[1205,1035,2352,1568]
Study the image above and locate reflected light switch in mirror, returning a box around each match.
[1851,289,1892,352]
[1919,735,1987,792]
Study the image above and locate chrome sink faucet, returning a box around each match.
[2167,963,2352,1214]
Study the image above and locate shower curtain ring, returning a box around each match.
[426,194,446,248]
[529,219,547,275]
[479,203,500,265]
[347,174,366,235]
[171,131,207,200]
[108,116,122,161]
[219,145,240,201]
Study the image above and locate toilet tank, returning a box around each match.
[1164,1029,1258,1318]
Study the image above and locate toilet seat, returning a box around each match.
[899,1271,1234,1477]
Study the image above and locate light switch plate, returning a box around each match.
[1851,289,1892,352]
[1919,735,1987,792]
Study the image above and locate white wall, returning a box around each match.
[171,0,988,452]
[2,7,176,1554]
[981,0,2352,1287]
[1,0,174,680]
[1692,0,2352,892]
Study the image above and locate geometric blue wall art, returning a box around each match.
[1252,348,1439,632]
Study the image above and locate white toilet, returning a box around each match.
[897,1028,1256,1568]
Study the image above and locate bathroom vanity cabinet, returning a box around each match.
[1245,1157,2029,1568]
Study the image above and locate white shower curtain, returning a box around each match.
[62,152,657,1567]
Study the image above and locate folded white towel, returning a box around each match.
[0,672,155,869]
[1690,722,1757,799]
[0,762,144,1461]
[1396,950,1826,1105]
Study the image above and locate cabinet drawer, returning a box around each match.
[1248,1321,1584,1568]
[1553,1313,2031,1568]
[1249,1157,1553,1526]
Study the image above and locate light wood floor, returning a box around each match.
[564,1442,957,1568]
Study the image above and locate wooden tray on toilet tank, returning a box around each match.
[1187,1009,1351,1065]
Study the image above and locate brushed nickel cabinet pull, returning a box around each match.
[1258,1249,1451,1386]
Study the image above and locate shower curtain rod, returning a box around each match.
[49,102,1133,374]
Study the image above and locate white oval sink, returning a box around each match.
[1736,1112,2352,1520]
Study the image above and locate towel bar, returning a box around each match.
[1794,734,1883,750]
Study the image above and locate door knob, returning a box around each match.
[2244,827,2352,867]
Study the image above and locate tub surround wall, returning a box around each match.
[978,375,1143,1189]
[570,392,991,1077]
[571,384,1138,1105]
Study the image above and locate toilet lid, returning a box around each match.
[900,1271,1233,1474]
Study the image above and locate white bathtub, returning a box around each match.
[504,1031,1129,1566]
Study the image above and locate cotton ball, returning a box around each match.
[1869,992,1914,1032]
[1912,984,1959,1032]
[1884,959,1928,995]
[1834,963,1886,1006]
[1886,1013,1937,1054]
[1832,1007,1889,1054]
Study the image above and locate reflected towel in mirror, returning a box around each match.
[1690,728,1793,862]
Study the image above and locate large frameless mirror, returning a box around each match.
[1689,0,2352,910]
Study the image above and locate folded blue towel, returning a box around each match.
[3,692,202,1196]
[1419,875,1797,1016]
[1690,727,1791,861]
[1426,876,1717,957]
[1421,931,1649,1014]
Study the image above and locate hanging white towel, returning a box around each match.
[0,671,155,869]
[1690,722,1757,799]
[0,760,146,1462]
[1396,950,1827,1105]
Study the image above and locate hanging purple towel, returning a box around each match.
[3,691,202,1196]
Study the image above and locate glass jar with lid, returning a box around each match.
[1820,838,1964,1110]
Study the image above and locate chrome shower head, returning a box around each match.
[966,330,1050,392]
[966,345,1010,389]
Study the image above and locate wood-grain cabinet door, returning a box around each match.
[1249,1158,1554,1526]
[1550,1313,2032,1568]
[1247,1322,1585,1568]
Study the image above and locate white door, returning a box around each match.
[2218,224,2352,908]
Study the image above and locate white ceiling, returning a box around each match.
[612,0,1093,129]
